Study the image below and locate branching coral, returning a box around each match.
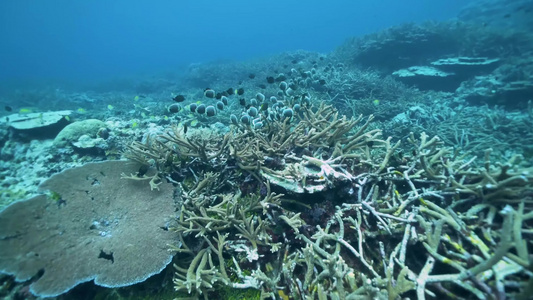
[122,95,532,299]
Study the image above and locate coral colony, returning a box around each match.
[1,20,533,299]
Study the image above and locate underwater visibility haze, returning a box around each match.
[1,0,533,299]
[0,0,466,84]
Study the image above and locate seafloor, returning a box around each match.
[1,19,533,300]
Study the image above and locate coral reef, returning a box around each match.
[124,94,533,299]
[334,20,533,108]
[0,15,532,300]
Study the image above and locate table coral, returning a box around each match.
[0,161,178,297]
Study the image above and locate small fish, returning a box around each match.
[173,95,186,102]
[237,87,245,95]
[19,108,32,114]
[134,95,140,101]
[260,103,268,111]
[278,290,290,300]
[4,106,12,112]
[258,84,266,89]
[248,73,256,79]
[503,13,511,18]
[107,104,114,110]
[196,104,206,114]
[221,96,228,106]
[137,164,149,176]
[204,88,216,98]
[226,87,234,95]
[168,103,181,113]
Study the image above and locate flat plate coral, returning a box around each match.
[0,160,177,297]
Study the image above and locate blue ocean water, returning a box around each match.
[0,0,466,84]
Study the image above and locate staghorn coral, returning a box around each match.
[230,102,388,194]
[123,92,532,299]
